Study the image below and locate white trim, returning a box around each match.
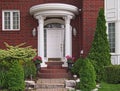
[34,10,75,18]
[2,10,20,31]
[30,3,79,15]
[44,19,65,26]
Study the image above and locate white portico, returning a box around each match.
[30,3,79,67]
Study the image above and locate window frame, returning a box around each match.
[108,22,115,53]
[2,10,20,31]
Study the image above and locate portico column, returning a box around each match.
[62,15,72,67]
[65,15,72,56]
[37,16,47,67]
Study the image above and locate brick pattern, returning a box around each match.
[82,0,104,57]
[0,0,103,59]
[38,62,72,78]
[0,0,81,58]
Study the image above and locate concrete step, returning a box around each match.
[36,83,65,89]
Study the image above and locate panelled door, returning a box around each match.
[47,29,64,58]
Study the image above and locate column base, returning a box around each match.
[62,60,68,67]
[40,62,47,67]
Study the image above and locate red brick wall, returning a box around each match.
[81,0,104,57]
[0,0,82,59]
[0,0,103,59]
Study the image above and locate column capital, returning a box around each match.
[64,15,73,24]
[37,16,46,25]
[64,15,73,20]
[35,15,46,20]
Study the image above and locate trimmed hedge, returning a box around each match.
[72,58,96,90]
[7,61,25,91]
[71,58,84,76]
[79,58,96,91]
[104,65,120,84]
[88,8,111,82]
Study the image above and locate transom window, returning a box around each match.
[108,23,115,53]
[2,10,20,31]
[44,23,64,28]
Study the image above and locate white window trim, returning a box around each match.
[2,10,20,31]
[107,22,115,53]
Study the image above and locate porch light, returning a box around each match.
[32,28,36,37]
[73,27,77,36]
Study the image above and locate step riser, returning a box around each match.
[47,66,62,69]
[46,62,63,65]
[40,69,67,73]
[39,74,70,78]
[37,85,64,89]
[39,62,71,78]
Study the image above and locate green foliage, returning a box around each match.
[0,42,36,62]
[0,60,10,88]
[7,61,25,91]
[99,82,120,91]
[0,43,37,90]
[23,61,36,79]
[104,65,120,84]
[0,70,7,88]
[79,58,96,91]
[71,58,84,76]
[88,8,111,82]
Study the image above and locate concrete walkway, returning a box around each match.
[32,79,68,91]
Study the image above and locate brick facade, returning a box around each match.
[0,0,103,59]
[82,0,104,57]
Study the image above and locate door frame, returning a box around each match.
[45,28,65,61]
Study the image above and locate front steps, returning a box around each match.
[38,62,72,78]
[35,79,68,91]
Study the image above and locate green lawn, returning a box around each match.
[99,82,120,91]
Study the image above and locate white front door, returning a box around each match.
[47,29,64,58]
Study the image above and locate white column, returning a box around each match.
[65,15,72,56]
[37,16,47,67]
[62,15,72,67]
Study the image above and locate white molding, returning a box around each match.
[44,19,65,26]
[30,3,78,18]
[30,3,79,14]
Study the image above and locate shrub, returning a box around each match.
[71,58,84,76]
[23,61,36,79]
[79,58,96,91]
[7,61,25,91]
[0,60,10,89]
[88,8,111,82]
[0,43,37,90]
[104,65,120,84]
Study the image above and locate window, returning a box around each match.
[108,23,115,53]
[44,23,64,28]
[2,10,20,30]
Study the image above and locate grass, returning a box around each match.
[99,82,120,91]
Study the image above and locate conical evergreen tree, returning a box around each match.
[88,8,111,82]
